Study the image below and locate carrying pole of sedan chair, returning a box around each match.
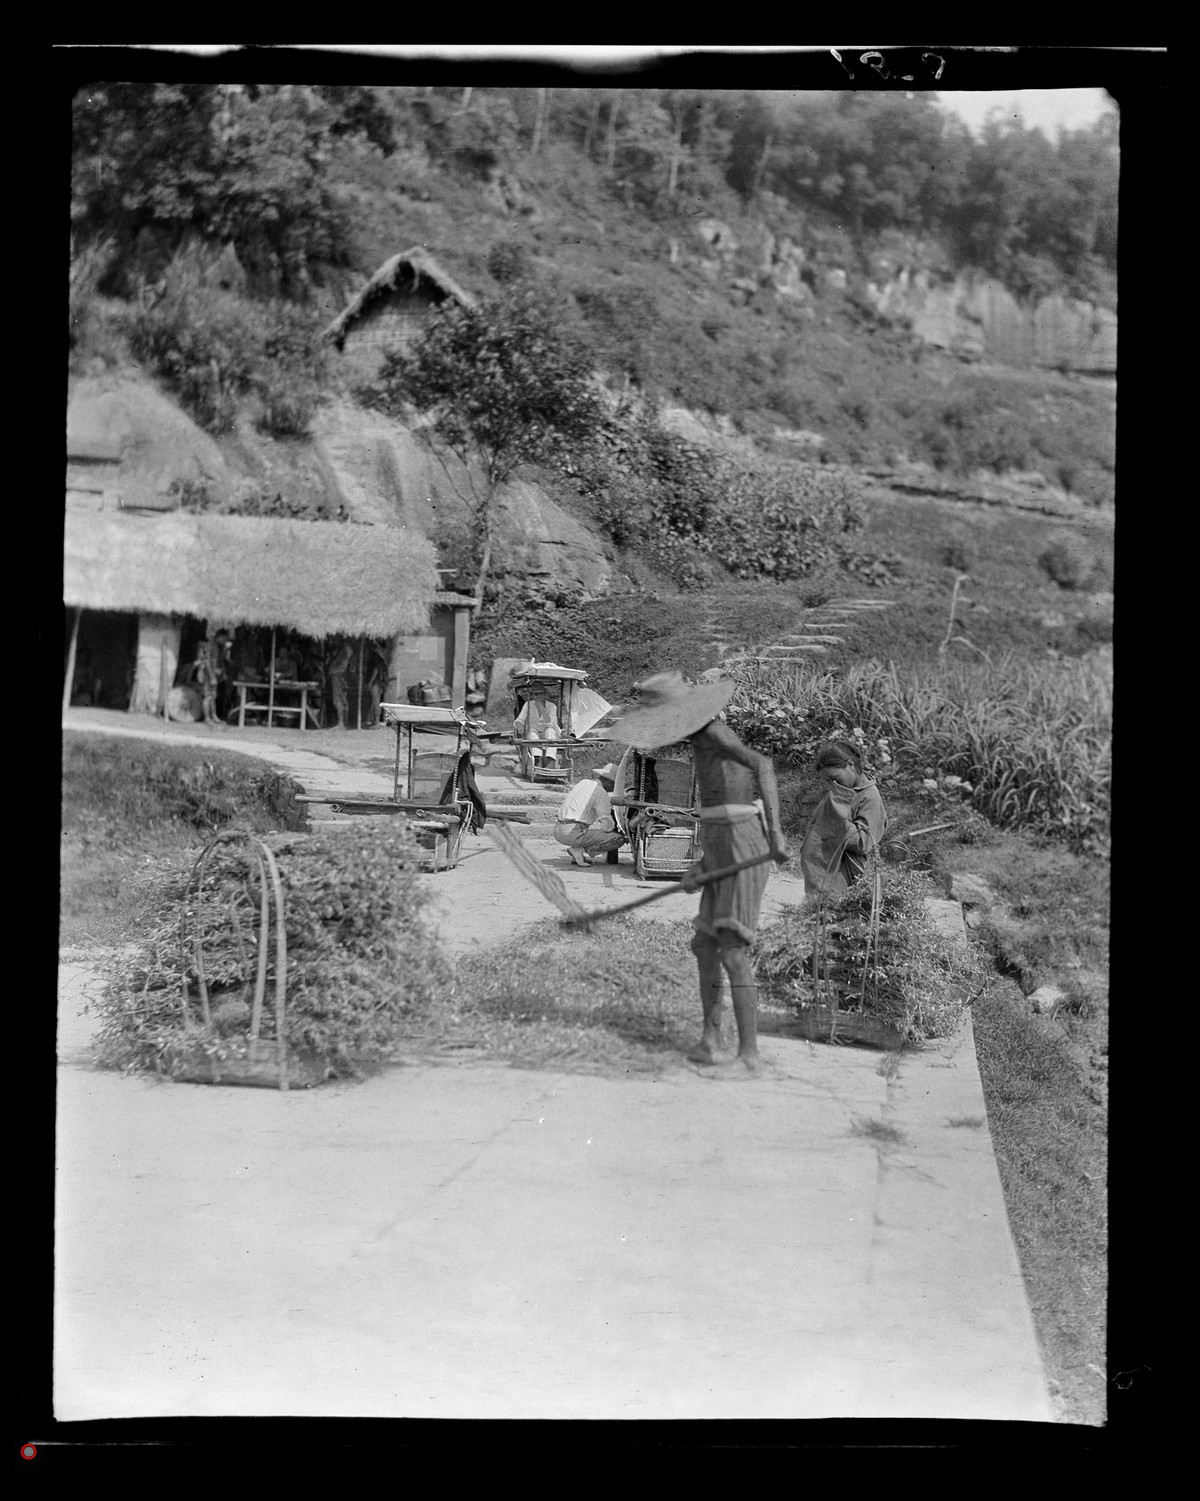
[63,606,81,716]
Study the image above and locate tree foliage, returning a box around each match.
[357,286,607,601]
[72,82,394,296]
[121,248,328,437]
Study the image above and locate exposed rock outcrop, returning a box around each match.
[67,374,615,599]
[67,372,234,510]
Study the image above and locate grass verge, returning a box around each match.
[972,977,1108,1426]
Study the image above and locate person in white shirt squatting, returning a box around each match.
[553,761,627,866]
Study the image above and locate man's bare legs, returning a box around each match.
[688,930,727,1063]
[687,929,763,1076]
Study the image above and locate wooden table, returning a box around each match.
[233,679,322,730]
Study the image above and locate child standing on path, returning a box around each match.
[799,740,888,900]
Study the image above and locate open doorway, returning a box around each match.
[63,607,137,710]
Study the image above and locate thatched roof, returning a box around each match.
[63,510,439,638]
[323,247,478,349]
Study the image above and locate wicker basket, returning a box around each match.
[638,827,700,877]
[172,1036,330,1089]
[782,1005,906,1050]
[760,980,907,1050]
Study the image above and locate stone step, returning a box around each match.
[775,634,844,645]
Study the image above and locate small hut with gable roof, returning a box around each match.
[323,247,477,382]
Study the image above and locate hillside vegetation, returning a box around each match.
[71,83,1117,509]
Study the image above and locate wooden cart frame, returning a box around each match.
[296,704,476,870]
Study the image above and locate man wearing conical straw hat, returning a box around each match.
[609,671,790,1078]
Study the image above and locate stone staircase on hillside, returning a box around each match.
[706,597,895,669]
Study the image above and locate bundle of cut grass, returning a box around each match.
[94,821,452,1083]
[754,867,984,1046]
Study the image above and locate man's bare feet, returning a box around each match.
[699,1055,765,1079]
[686,1041,729,1065]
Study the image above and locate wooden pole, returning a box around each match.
[563,852,776,928]
[356,637,364,730]
[268,627,276,728]
[63,606,81,715]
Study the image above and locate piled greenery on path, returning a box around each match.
[94,822,452,1080]
[444,917,699,1073]
[726,654,1111,853]
[755,869,986,1045]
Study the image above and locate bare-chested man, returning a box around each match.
[609,672,790,1078]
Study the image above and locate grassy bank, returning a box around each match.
[972,977,1108,1425]
[60,732,307,951]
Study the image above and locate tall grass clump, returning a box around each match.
[726,652,1111,853]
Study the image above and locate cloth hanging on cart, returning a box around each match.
[440,749,487,831]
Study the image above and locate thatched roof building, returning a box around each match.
[323,247,477,355]
[64,510,438,639]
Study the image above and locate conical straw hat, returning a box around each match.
[607,672,735,751]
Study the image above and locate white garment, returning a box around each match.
[558,778,613,828]
[514,699,560,739]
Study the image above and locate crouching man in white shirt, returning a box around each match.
[553,761,627,866]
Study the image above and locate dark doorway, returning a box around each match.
[64,608,137,710]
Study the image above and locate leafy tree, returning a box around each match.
[72,82,391,296]
[358,287,606,606]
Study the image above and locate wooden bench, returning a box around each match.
[234,679,322,730]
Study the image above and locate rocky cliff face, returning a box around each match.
[861,266,1116,373]
[682,212,1116,374]
[66,371,615,599]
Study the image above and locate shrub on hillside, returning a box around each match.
[122,261,327,436]
[707,459,867,581]
[487,239,535,284]
[93,822,453,1079]
[70,235,125,368]
[1038,534,1097,591]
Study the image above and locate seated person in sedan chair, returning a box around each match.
[514,681,562,770]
